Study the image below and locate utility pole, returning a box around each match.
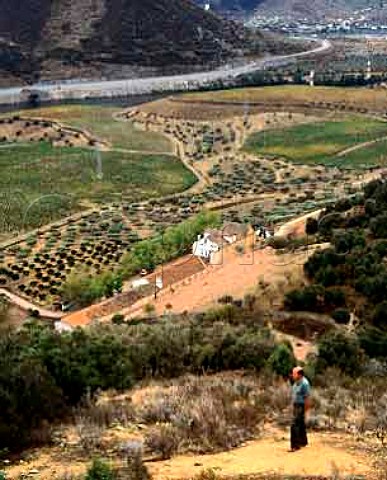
[309,69,315,87]
[95,147,103,180]
[366,59,372,81]
[154,265,163,299]
[366,39,373,82]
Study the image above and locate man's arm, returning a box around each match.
[302,381,311,412]
[304,395,311,412]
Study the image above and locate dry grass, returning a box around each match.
[184,86,387,112]
[139,374,266,457]
[4,370,385,479]
[142,86,387,120]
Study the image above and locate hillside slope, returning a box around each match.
[0,0,260,83]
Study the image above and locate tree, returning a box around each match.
[359,326,387,359]
[372,301,387,330]
[284,285,325,312]
[0,339,64,451]
[305,217,318,235]
[0,296,9,324]
[60,269,122,308]
[324,288,346,309]
[370,213,387,238]
[268,343,296,377]
[331,308,350,324]
[111,313,125,325]
[316,331,364,377]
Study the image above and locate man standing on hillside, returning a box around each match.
[289,366,311,452]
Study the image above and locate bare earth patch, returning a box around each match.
[4,429,372,480]
[148,429,371,479]
[122,244,321,320]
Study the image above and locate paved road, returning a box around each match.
[0,39,331,105]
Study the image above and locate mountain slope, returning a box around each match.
[0,0,255,82]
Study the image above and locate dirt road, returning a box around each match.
[0,288,62,320]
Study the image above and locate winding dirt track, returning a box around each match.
[337,134,387,157]
[0,288,62,319]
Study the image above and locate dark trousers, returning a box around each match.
[291,403,308,449]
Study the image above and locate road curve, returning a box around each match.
[0,288,63,319]
[0,38,331,105]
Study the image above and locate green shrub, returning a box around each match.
[316,331,364,377]
[284,285,325,312]
[144,424,180,459]
[324,288,346,309]
[60,269,122,308]
[85,458,114,480]
[332,308,351,324]
[267,236,290,249]
[372,301,387,330]
[370,213,387,238]
[359,326,387,358]
[267,343,296,377]
[0,312,275,454]
[111,313,125,325]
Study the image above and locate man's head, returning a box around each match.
[292,366,304,382]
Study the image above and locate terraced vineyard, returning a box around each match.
[1,92,386,310]
[0,142,195,236]
[0,106,195,238]
[15,105,173,152]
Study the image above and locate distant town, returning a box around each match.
[247,5,387,36]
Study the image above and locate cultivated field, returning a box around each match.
[184,85,387,112]
[0,142,195,235]
[2,86,387,310]
[339,137,387,168]
[244,118,387,168]
[140,85,387,120]
[7,105,173,152]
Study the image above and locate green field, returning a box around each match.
[8,105,172,152]
[244,118,387,168]
[0,142,196,234]
[338,138,387,168]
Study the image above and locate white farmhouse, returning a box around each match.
[192,231,222,260]
[192,223,250,260]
